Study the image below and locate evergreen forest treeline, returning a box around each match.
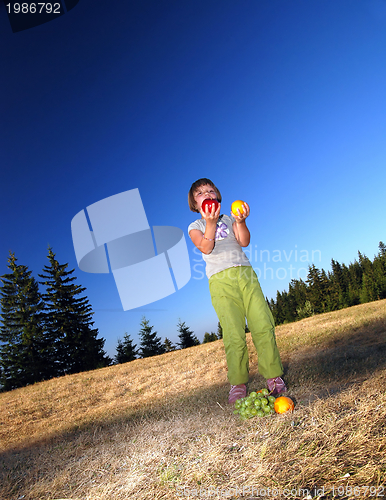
[113,318,221,364]
[2,241,385,392]
[0,249,111,391]
[268,241,386,325]
[0,249,220,391]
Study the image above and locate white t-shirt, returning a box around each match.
[188,214,251,278]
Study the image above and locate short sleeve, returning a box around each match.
[188,219,205,238]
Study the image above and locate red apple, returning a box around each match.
[202,198,219,213]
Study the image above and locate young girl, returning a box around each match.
[188,178,287,404]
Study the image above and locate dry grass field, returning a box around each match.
[1,299,386,500]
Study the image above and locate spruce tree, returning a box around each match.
[331,260,342,308]
[163,337,176,352]
[347,260,362,306]
[38,247,109,376]
[138,317,165,358]
[273,290,285,325]
[217,321,223,339]
[378,241,386,259]
[283,286,295,322]
[279,289,296,324]
[115,333,137,364]
[0,252,48,390]
[373,242,386,300]
[203,332,218,343]
[358,252,379,303]
[288,278,307,319]
[177,319,200,349]
[306,264,328,314]
[340,263,351,308]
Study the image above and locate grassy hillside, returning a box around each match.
[1,300,386,499]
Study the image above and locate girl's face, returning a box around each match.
[193,184,218,211]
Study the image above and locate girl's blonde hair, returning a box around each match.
[188,178,222,213]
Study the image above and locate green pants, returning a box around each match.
[209,266,283,385]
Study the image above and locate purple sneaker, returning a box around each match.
[267,377,287,396]
[228,384,247,404]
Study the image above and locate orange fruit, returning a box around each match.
[231,200,245,216]
[274,396,294,414]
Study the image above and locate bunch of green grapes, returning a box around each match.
[234,388,276,420]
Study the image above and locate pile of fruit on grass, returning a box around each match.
[233,389,294,420]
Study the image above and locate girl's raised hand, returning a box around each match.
[199,201,221,222]
[232,202,250,223]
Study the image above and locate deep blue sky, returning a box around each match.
[1,0,386,357]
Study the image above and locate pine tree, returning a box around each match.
[358,252,379,303]
[138,317,165,358]
[163,337,176,352]
[38,247,109,376]
[287,279,307,319]
[177,319,200,349]
[272,290,285,325]
[279,289,296,324]
[328,259,345,311]
[347,260,362,306]
[217,321,223,339]
[282,286,295,322]
[115,333,137,364]
[0,253,48,390]
[268,298,276,318]
[339,263,351,308]
[203,332,218,343]
[373,242,386,299]
[320,269,330,312]
[306,264,328,314]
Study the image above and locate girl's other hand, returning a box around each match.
[233,202,250,223]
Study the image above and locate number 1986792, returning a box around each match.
[6,3,62,14]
